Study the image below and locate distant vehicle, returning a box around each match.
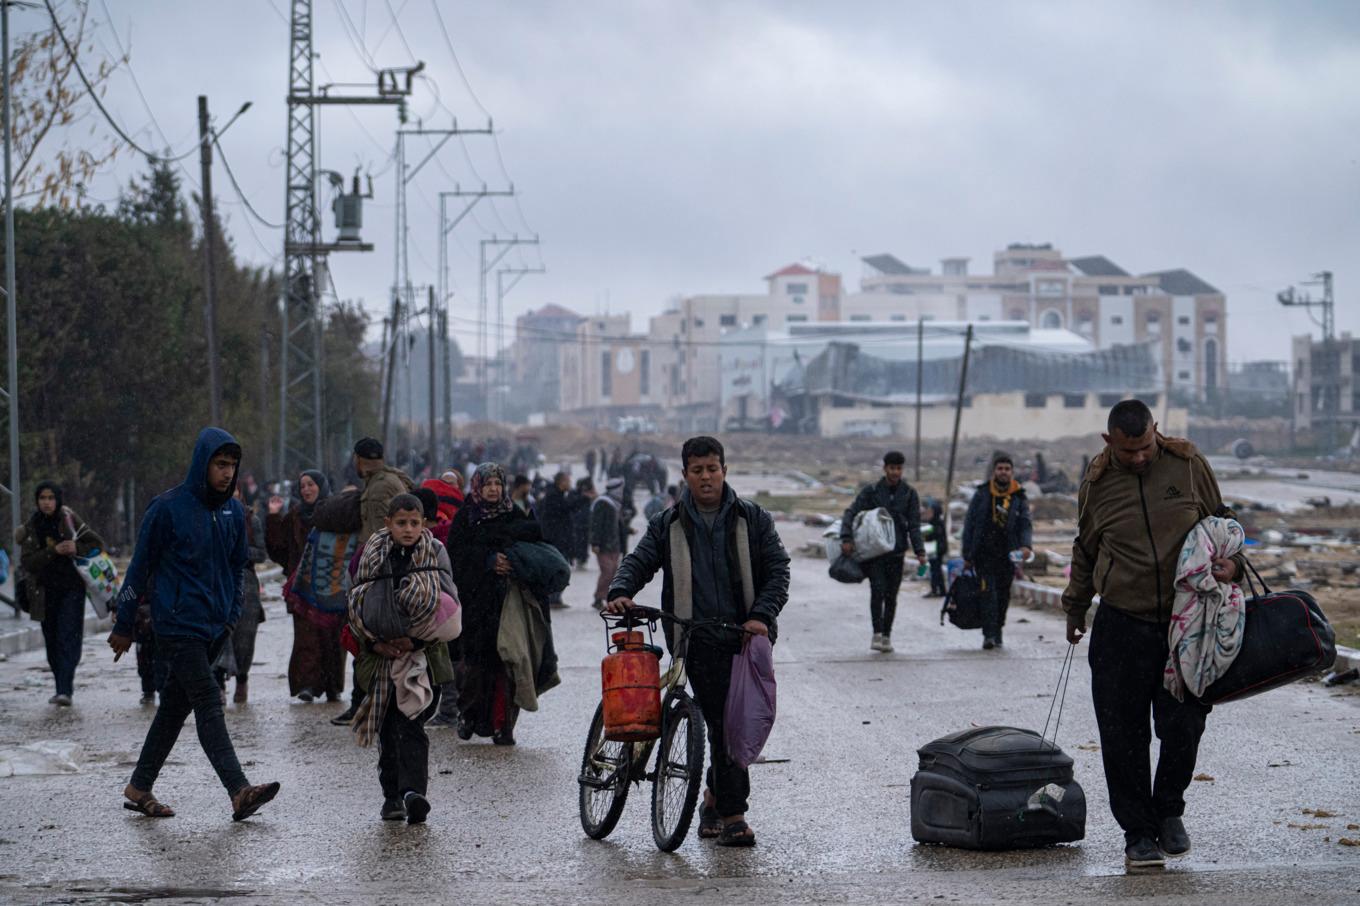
[617,416,656,434]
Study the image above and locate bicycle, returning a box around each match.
[577,604,747,852]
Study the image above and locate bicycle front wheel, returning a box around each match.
[579,701,632,840]
[651,692,705,852]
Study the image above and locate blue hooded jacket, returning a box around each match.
[114,427,248,641]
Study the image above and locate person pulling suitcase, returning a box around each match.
[1061,400,1244,869]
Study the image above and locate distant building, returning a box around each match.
[1291,332,1359,444]
[508,304,585,420]
[717,320,1181,439]
[852,244,1226,401]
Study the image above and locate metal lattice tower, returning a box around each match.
[280,0,324,475]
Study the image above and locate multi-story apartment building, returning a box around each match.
[558,314,665,422]
[850,244,1226,400]
[1291,332,1359,446]
[553,244,1227,429]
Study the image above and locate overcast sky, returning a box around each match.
[31,0,1360,364]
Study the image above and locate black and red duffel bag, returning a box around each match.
[1202,564,1337,706]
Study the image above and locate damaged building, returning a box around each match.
[719,321,1187,440]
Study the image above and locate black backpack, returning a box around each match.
[940,571,985,630]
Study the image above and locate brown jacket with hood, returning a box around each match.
[358,464,415,544]
[1061,435,1243,630]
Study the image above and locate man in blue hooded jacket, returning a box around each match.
[109,427,281,821]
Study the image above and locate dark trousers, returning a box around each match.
[979,560,1014,639]
[130,634,249,797]
[378,686,440,799]
[40,585,85,696]
[1089,604,1211,843]
[928,557,947,595]
[864,555,905,636]
[687,643,749,819]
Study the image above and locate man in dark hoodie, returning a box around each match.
[109,427,281,822]
[605,436,790,847]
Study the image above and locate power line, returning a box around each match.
[43,0,200,163]
[428,0,538,241]
[213,136,285,229]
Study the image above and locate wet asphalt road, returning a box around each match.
[0,517,1357,905]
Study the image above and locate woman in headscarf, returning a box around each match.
[266,469,345,702]
[444,463,542,745]
[18,481,105,706]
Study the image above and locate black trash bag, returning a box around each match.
[829,553,865,584]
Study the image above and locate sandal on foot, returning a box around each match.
[698,804,723,839]
[716,820,756,847]
[123,790,175,818]
[231,781,281,822]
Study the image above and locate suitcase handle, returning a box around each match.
[1037,642,1076,752]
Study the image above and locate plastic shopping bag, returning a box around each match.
[725,634,777,770]
[74,549,118,618]
[822,519,844,561]
[852,507,896,561]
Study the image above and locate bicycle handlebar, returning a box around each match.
[601,604,751,636]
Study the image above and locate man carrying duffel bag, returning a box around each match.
[1061,399,1245,870]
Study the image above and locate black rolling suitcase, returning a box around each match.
[910,725,1086,849]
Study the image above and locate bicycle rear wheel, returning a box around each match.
[579,701,632,839]
[651,692,705,852]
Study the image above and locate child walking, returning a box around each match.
[347,494,462,823]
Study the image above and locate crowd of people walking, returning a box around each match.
[6,400,1256,869]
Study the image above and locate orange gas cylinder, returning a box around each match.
[601,630,662,742]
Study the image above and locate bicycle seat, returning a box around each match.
[642,644,664,660]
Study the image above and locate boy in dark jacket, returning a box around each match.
[961,453,1033,650]
[606,436,790,847]
[840,451,927,653]
[109,427,281,822]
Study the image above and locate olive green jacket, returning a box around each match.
[1062,436,1245,628]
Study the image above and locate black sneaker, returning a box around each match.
[1124,837,1166,869]
[982,637,996,650]
[297,690,315,703]
[404,791,430,824]
[330,703,359,726]
[1158,816,1191,857]
[381,798,406,821]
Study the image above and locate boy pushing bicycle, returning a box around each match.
[605,436,790,847]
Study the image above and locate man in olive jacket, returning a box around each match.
[606,436,790,848]
[354,437,415,545]
[1062,399,1244,869]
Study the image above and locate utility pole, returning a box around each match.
[197,95,223,425]
[1,0,20,561]
[478,236,539,419]
[438,185,511,443]
[493,264,545,422]
[1279,271,1337,450]
[943,324,974,538]
[281,0,414,476]
[427,286,437,472]
[914,316,923,482]
[382,127,492,454]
